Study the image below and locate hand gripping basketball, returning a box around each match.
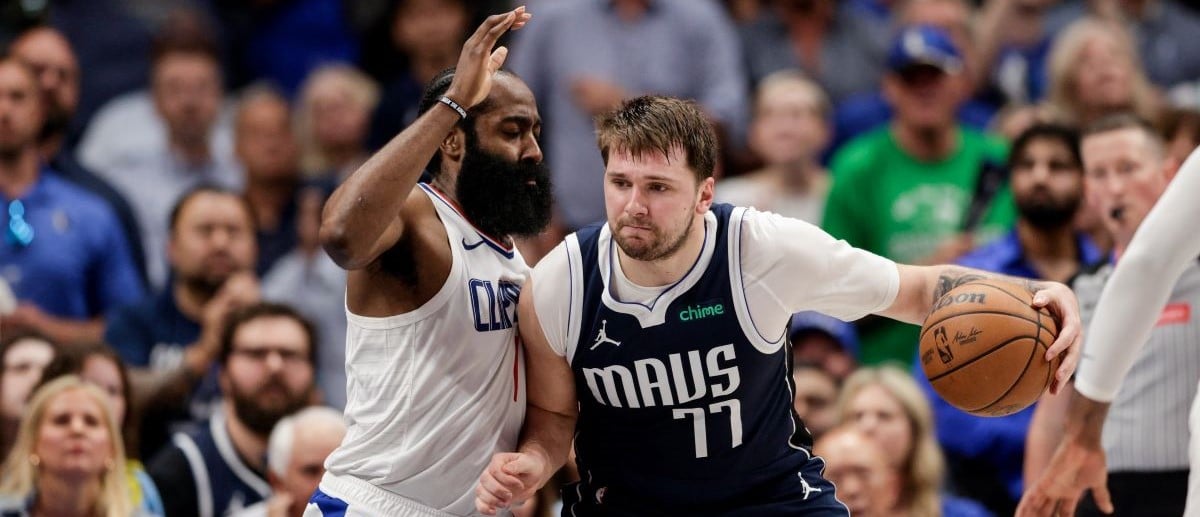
[919,279,1081,415]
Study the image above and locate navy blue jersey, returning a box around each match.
[563,205,845,516]
[148,410,270,517]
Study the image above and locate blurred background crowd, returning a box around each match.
[1,0,1200,515]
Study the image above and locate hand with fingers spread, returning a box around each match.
[1028,281,1083,395]
[1017,388,1113,517]
[475,452,547,516]
[444,6,533,111]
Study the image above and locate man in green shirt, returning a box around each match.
[823,25,1016,366]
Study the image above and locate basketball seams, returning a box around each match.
[919,282,1055,339]
[963,336,1040,414]
[926,334,1036,382]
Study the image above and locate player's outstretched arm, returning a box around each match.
[1016,387,1113,517]
[878,264,1082,394]
[477,276,577,516]
[319,7,532,270]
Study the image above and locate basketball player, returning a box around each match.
[475,96,1083,515]
[1018,136,1200,514]
[310,7,551,516]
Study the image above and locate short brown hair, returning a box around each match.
[595,95,718,183]
[1082,112,1165,158]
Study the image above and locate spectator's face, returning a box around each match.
[0,62,44,157]
[1082,128,1172,246]
[307,74,370,155]
[845,384,912,469]
[1074,36,1134,113]
[792,332,855,380]
[605,146,714,261]
[152,53,222,146]
[393,0,469,57]
[169,192,257,292]
[749,82,829,167]
[10,29,79,140]
[80,356,126,426]
[222,316,314,435]
[1,338,55,420]
[1012,137,1084,229]
[35,388,115,479]
[883,64,962,131]
[236,96,298,183]
[278,422,345,515]
[792,368,838,438]
[816,430,897,517]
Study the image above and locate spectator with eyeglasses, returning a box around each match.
[0,57,144,347]
[147,302,317,517]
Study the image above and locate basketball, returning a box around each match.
[919,280,1060,417]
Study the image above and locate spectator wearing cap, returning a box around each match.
[822,24,1015,368]
[911,123,1101,516]
[831,0,998,154]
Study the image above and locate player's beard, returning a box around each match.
[1017,186,1081,230]
[456,135,553,239]
[230,376,310,436]
[613,211,695,262]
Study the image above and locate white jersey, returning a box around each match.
[323,183,528,516]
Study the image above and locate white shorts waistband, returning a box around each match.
[318,473,461,517]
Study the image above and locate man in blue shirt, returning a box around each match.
[915,123,1101,516]
[0,57,143,346]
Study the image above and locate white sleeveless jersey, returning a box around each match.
[323,183,527,516]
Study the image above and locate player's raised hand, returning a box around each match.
[1016,434,1112,517]
[445,6,532,110]
[476,452,545,515]
[1030,281,1082,394]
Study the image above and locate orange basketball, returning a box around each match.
[919,279,1060,417]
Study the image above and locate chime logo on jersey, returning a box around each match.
[469,279,520,332]
[582,344,740,408]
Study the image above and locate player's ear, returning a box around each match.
[441,127,466,164]
[697,176,715,213]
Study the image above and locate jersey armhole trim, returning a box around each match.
[727,207,787,355]
[172,433,214,517]
[563,235,585,364]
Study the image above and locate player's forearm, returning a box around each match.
[888,264,1049,324]
[320,104,461,267]
[517,405,576,488]
[1063,387,1110,448]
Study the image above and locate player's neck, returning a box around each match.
[617,217,706,288]
[223,403,268,473]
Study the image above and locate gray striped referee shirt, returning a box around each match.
[1074,259,1200,471]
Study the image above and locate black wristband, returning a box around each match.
[439,95,468,119]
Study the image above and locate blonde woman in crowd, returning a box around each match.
[294,64,379,181]
[1045,18,1161,128]
[0,376,136,517]
[837,366,991,517]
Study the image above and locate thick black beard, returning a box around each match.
[1017,193,1082,230]
[230,378,309,436]
[456,141,553,238]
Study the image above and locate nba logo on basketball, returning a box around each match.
[934,326,953,364]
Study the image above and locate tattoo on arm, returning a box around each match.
[932,267,990,300]
[932,267,1047,300]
